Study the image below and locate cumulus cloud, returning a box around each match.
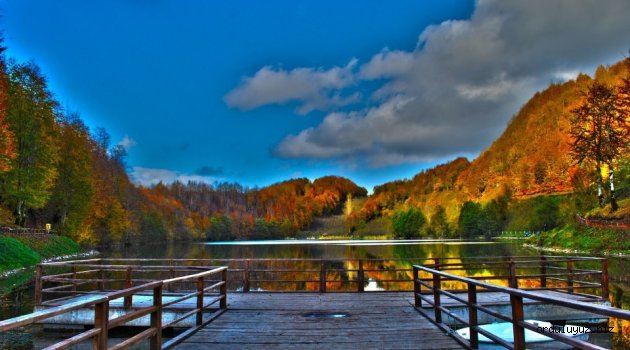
[273,0,630,166]
[224,59,359,114]
[359,49,414,80]
[132,166,216,186]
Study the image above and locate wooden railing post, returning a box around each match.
[124,267,133,308]
[71,265,77,293]
[243,259,250,293]
[168,260,175,293]
[413,266,421,307]
[357,259,365,292]
[220,268,228,309]
[34,264,42,306]
[567,259,574,294]
[93,299,109,349]
[508,260,518,289]
[150,285,162,350]
[510,294,525,350]
[432,271,442,323]
[196,276,204,326]
[601,259,609,300]
[467,284,478,349]
[540,256,547,288]
[320,260,326,293]
[98,260,105,291]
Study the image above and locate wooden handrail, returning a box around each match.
[0,265,228,350]
[413,264,629,350]
[36,256,609,298]
[0,295,107,331]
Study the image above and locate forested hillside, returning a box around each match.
[0,44,366,245]
[352,58,630,237]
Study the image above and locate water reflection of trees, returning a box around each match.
[97,241,627,298]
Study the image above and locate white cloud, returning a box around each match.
[224,59,358,114]
[132,166,216,186]
[117,135,136,151]
[273,0,630,166]
[359,49,414,79]
[553,70,581,82]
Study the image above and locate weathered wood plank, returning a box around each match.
[176,292,463,349]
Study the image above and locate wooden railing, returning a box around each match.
[0,266,227,350]
[34,256,609,301]
[413,264,629,350]
[0,226,53,234]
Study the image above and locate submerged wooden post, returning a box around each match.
[320,260,326,293]
[510,294,525,350]
[94,300,109,349]
[34,264,42,306]
[124,267,133,308]
[196,277,204,325]
[601,259,609,300]
[150,285,162,350]
[567,259,574,294]
[467,284,479,349]
[357,259,365,292]
[540,255,547,288]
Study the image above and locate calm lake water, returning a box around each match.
[1,239,628,348]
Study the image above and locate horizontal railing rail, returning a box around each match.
[413,264,628,350]
[35,256,608,302]
[0,266,227,350]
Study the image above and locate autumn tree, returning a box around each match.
[0,43,16,174]
[570,82,629,210]
[2,61,59,226]
[428,205,450,238]
[458,201,484,239]
[43,114,94,237]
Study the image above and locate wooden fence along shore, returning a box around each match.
[0,226,54,235]
[0,256,628,349]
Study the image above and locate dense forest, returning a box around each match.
[0,38,628,246]
[0,44,367,245]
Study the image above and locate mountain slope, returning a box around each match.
[357,58,630,226]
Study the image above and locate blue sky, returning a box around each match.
[2,1,629,191]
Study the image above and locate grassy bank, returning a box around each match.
[526,224,630,255]
[0,235,80,273]
[0,234,81,296]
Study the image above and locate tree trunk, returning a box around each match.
[609,165,618,211]
[596,164,604,208]
[15,200,25,227]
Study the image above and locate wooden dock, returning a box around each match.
[2,256,627,350]
[177,292,463,350]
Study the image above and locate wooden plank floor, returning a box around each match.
[176,292,464,349]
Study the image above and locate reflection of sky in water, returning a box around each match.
[204,239,496,246]
[364,278,384,291]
